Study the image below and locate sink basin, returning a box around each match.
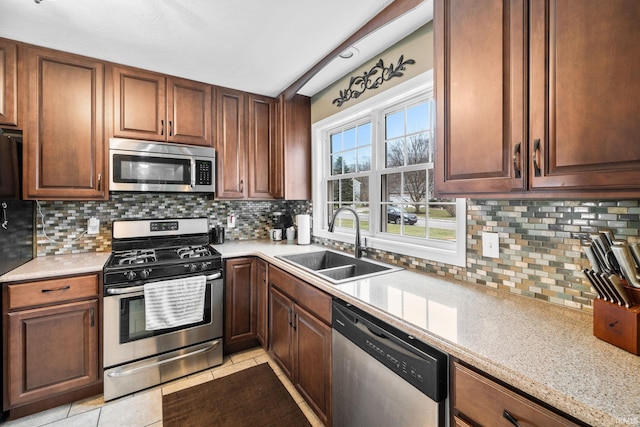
[276,250,402,284]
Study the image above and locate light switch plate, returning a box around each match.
[482,231,499,258]
[87,217,100,235]
[227,214,236,228]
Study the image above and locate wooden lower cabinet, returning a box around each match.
[451,361,581,426]
[255,258,269,349]
[224,257,259,354]
[3,274,101,418]
[268,266,331,426]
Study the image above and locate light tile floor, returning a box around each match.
[0,347,324,427]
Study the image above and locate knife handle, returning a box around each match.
[629,243,640,270]
[609,275,632,308]
[611,244,640,288]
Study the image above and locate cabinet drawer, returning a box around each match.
[269,266,331,324]
[452,362,579,427]
[7,275,99,310]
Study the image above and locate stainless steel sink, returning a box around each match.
[276,250,402,284]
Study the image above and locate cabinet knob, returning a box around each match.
[502,410,521,427]
[512,143,521,179]
[533,139,542,177]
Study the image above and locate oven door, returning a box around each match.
[103,273,223,368]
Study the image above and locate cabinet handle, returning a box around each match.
[161,119,165,136]
[287,308,292,326]
[240,179,244,193]
[292,313,297,331]
[97,173,102,191]
[90,307,95,327]
[41,285,70,293]
[512,142,521,179]
[533,138,542,177]
[502,410,521,427]
[169,120,173,136]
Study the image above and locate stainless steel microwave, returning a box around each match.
[109,138,215,193]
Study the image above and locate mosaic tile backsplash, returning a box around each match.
[315,199,640,313]
[35,193,310,256]
[37,194,640,313]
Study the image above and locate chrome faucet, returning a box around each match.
[328,206,367,258]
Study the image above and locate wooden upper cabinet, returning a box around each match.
[435,0,640,198]
[166,76,212,146]
[215,87,246,198]
[24,47,106,200]
[248,94,276,199]
[435,0,526,196]
[529,0,640,192]
[0,39,18,127]
[112,66,211,146]
[274,94,311,200]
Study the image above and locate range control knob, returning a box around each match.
[189,263,199,272]
[140,269,151,279]
[125,271,137,281]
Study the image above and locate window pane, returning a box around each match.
[404,170,426,204]
[343,150,357,174]
[385,110,404,139]
[406,132,430,165]
[406,205,426,238]
[407,103,429,134]
[327,180,339,202]
[343,127,356,150]
[340,179,354,202]
[357,123,371,147]
[381,172,402,203]
[358,146,371,172]
[354,176,369,202]
[331,133,341,154]
[386,138,404,167]
[331,154,343,175]
[427,203,457,240]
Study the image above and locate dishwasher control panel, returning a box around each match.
[332,300,448,402]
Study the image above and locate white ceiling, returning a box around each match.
[0,0,431,98]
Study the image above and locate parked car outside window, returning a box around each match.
[387,206,418,225]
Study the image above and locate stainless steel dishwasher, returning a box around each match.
[332,299,448,427]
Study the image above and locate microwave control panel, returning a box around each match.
[195,160,213,185]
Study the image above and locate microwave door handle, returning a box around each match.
[191,159,196,188]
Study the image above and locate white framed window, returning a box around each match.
[312,71,466,267]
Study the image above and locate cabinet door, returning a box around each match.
[255,258,269,349]
[6,299,99,408]
[224,257,257,353]
[25,47,106,200]
[435,0,527,196]
[167,76,212,146]
[268,286,293,378]
[529,0,640,192]
[276,94,311,200]
[112,66,166,141]
[293,303,331,426]
[215,87,246,199]
[247,95,275,199]
[0,39,18,127]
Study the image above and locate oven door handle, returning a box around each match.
[106,340,220,378]
[106,285,145,295]
[206,272,222,281]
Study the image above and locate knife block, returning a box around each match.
[593,298,640,355]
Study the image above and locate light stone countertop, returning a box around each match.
[2,240,638,426]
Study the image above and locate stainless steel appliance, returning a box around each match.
[103,218,223,400]
[109,138,215,193]
[332,299,448,427]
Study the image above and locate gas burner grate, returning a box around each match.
[176,245,212,259]
[117,249,157,265]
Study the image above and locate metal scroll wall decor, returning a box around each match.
[332,55,416,107]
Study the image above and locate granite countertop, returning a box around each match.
[2,241,638,426]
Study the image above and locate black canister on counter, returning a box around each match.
[210,224,225,244]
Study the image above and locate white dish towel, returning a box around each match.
[144,275,206,331]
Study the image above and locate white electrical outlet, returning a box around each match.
[87,217,100,235]
[227,214,236,228]
[482,231,499,258]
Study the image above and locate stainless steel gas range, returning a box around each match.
[102,218,223,401]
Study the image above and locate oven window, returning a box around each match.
[113,154,190,185]
[119,284,212,343]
